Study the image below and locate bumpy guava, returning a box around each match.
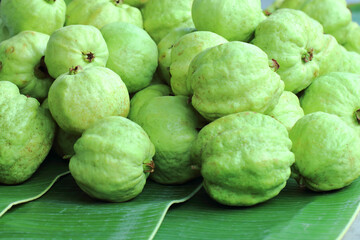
[48,66,130,134]
[269,91,304,131]
[170,31,228,96]
[0,31,52,100]
[0,81,55,185]
[101,22,158,93]
[158,27,196,84]
[191,0,265,42]
[66,0,142,29]
[1,0,66,36]
[343,22,360,54]
[187,41,284,121]
[69,116,155,202]
[252,9,326,93]
[290,112,360,191]
[45,25,109,79]
[142,0,194,43]
[128,84,172,121]
[133,96,203,184]
[300,72,360,129]
[53,128,80,160]
[191,112,294,206]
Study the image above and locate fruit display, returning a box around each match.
[1,0,360,238]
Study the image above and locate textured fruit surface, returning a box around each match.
[187,41,284,121]
[101,22,158,93]
[53,128,80,160]
[290,112,360,191]
[1,0,66,36]
[0,81,55,184]
[269,91,304,131]
[192,0,265,42]
[124,0,149,7]
[45,25,109,79]
[0,31,52,100]
[142,0,194,43]
[69,116,155,202]
[66,0,143,29]
[344,22,360,53]
[134,96,203,184]
[48,66,130,134]
[170,31,228,96]
[191,112,294,206]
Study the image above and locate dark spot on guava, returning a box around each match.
[264,10,272,16]
[271,59,280,71]
[5,47,14,54]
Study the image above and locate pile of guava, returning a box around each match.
[0,0,360,207]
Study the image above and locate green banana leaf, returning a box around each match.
[0,154,69,217]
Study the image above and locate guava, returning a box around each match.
[142,0,194,43]
[66,0,142,30]
[252,9,326,93]
[191,112,294,206]
[191,0,266,42]
[289,112,360,191]
[0,81,55,185]
[124,0,149,8]
[170,31,228,96]
[45,25,109,79]
[65,0,73,4]
[53,128,80,160]
[268,91,304,132]
[48,66,130,134]
[128,84,172,121]
[343,50,360,74]
[133,96,203,184]
[1,0,66,36]
[300,72,360,129]
[343,22,360,54]
[69,116,155,202]
[101,22,158,93]
[0,31,52,100]
[187,41,284,121]
[158,27,196,85]
[0,12,10,42]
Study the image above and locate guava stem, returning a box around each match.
[270,59,280,71]
[82,52,95,63]
[355,109,360,124]
[302,48,314,63]
[143,160,155,173]
[69,65,83,75]
[114,0,124,5]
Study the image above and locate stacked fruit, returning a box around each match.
[1,0,360,207]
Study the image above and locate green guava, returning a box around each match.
[268,91,304,132]
[69,116,155,202]
[142,0,194,43]
[191,112,294,206]
[1,0,66,36]
[252,9,326,93]
[158,27,196,85]
[191,0,266,42]
[170,31,228,96]
[101,22,158,93]
[124,0,149,8]
[53,127,80,160]
[187,41,284,121]
[343,22,360,54]
[128,84,172,121]
[0,81,55,185]
[0,31,52,100]
[300,72,360,129]
[65,0,73,4]
[48,66,130,134]
[343,50,360,74]
[133,96,203,184]
[45,25,109,79]
[289,112,360,191]
[66,0,143,29]
[0,12,10,42]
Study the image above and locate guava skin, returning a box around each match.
[252,9,326,93]
[0,31,52,100]
[187,41,284,121]
[191,112,294,206]
[0,81,56,185]
[124,0,149,8]
[343,22,360,54]
[128,84,172,122]
[1,0,66,37]
[158,27,196,85]
[66,0,143,30]
[48,66,130,134]
[101,22,158,93]
[289,112,360,191]
[269,91,304,132]
[45,25,109,79]
[170,31,228,96]
[300,72,360,129]
[53,128,80,160]
[191,0,266,42]
[142,0,195,43]
[133,96,203,185]
[0,12,10,43]
[69,116,155,202]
